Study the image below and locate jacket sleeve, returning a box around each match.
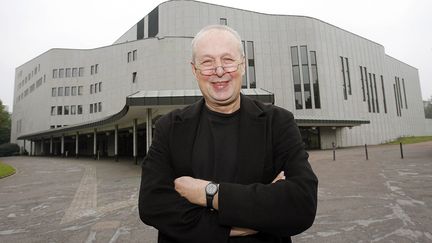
[138,114,230,243]
[218,109,318,237]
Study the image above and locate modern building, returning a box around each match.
[11,0,432,161]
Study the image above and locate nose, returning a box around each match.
[215,66,225,77]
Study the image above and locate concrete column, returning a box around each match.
[40,139,44,155]
[50,137,53,155]
[75,132,79,159]
[133,119,137,164]
[23,139,26,155]
[93,129,97,160]
[114,125,118,162]
[30,140,33,156]
[146,108,153,153]
[61,134,65,157]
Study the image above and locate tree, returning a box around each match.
[0,100,11,145]
[425,96,432,119]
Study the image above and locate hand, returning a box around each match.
[174,176,209,207]
[230,227,258,237]
[272,171,285,183]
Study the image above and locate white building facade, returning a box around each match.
[11,0,430,160]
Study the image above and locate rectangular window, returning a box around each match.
[133,50,137,61]
[98,102,102,112]
[247,41,256,88]
[291,46,302,109]
[71,86,77,96]
[381,75,387,113]
[79,67,84,77]
[90,84,93,94]
[53,69,58,79]
[66,68,71,77]
[148,6,159,37]
[78,86,83,95]
[373,74,379,113]
[95,64,98,74]
[340,57,347,100]
[30,84,35,92]
[393,84,400,116]
[300,46,312,109]
[369,73,375,113]
[241,41,247,88]
[95,83,98,93]
[132,72,137,83]
[65,86,70,96]
[220,18,227,25]
[345,58,351,95]
[94,103,98,112]
[90,104,93,113]
[58,87,64,96]
[77,105,83,114]
[360,66,366,101]
[64,105,69,115]
[72,68,77,77]
[71,105,76,115]
[310,51,321,109]
[57,106,63,115]
[52,87,57,97]
[396,77,403,109]
[402,78,407,108]
[364,67,371,112]
[51,106,56,116]
[99,82,102,92]
[59,68,65,78]
[91,65,94,75]
[128,52,131,63]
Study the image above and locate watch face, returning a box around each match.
[206,183,218,195]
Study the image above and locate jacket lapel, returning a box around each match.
[235,95,267,184]
[171,99,204,177]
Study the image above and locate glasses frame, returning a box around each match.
[192,57,244,76]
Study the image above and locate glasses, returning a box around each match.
[193,60,244,76]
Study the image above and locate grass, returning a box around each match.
[0,161,16,178]
[386,136,432,145]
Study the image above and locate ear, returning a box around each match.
[240,59,246,76]
[191,62,198,79]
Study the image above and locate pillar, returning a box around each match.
[146,108,153,153]
[133,119,137,164]
[114,125,118,162]
[93,129,97,160]
[75,132,79,159]
[50,137,53,155]
[61,134,65,157]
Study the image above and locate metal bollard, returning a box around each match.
[365,144,368,160]
[332,142,336,161]
[400,142,404,159]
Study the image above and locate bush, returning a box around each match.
[0,143,20,157]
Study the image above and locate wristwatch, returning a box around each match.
[205,182,219,210]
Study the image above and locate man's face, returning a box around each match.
[191,29,245,110]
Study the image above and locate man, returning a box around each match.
[139,25,318,243]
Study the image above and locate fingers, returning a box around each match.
[272,171,285,183]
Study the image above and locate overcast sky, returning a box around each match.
[1,0,431,112]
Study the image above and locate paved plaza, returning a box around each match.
[0,141,431,242]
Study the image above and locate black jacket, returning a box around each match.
[139,95,318,243]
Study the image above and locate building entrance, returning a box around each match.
[299,127,321,150]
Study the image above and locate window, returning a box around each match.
[71,105,76,115]
[381,75,387,113]
[369,73,375,113]
[95,83,98,93]
[79,67,84,77]
[64,105,69,115]
[77,105,83,114]
[364,67,371,112]
[94,103,98,112]
[53,69,58,79]
[71,86,77,96]
[345,58,352,95]
[95,64,98,74]
[72,68,77,77]
[99,82,102,92]
[52,88,57,97]
[57,106,63,115]
[66,68,71,77]
[90,84,93,94]
[402,78,407,108]
[128,52,131,63]
[340,57,347,100]
[50,125,55,129]
[65,87,70,96]
[393,84,400,116]
[78,86,83,95]
[58,87,64,96]
[30,84,35,93]
[148,6,159,37]
[98,102,102,112]
[220,18,227,25]
[396,77,403,109]
[133,50,137,61]
[291,46,302,109]
[59,68,65,78]
[132,72,137,83]
[90,104,93,113]
[300,46,311,109]
[91,65,94,75]
[360,66,366,101]
[373,74,379,113]
[247,41,256,88]
[51,106,56,116]
[310,51,321,109]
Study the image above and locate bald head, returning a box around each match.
[191,25,244,63]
